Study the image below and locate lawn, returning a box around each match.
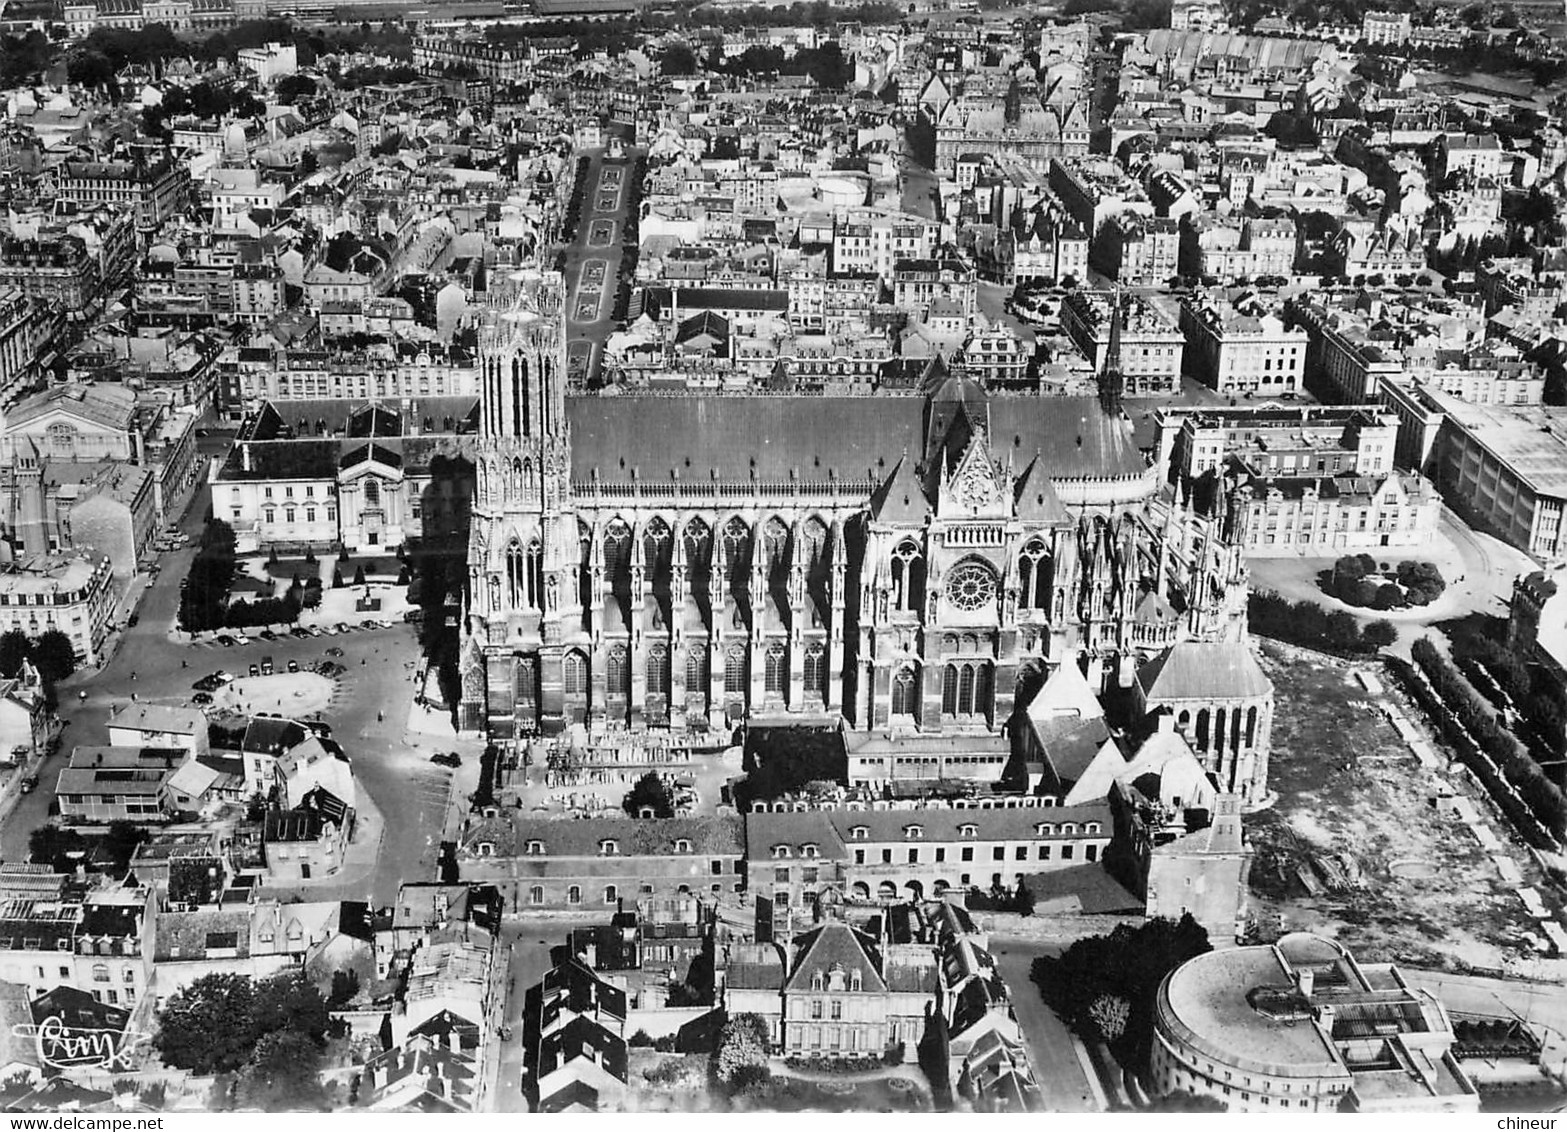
[331,555,406,582]
[1246,641,1546,972]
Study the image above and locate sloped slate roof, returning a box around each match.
[1136,641,1273,702]
[565,394,1144,490]
[785,922,886,994]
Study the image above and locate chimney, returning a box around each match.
[1298,968,1315,999]
[1157,712,1177,735]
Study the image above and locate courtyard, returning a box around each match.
[1246,642,1554,972]
[503,731,743,820]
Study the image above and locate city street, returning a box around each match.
[495,914,605,1112]
[990,936,1104,1112]
[1,457,470,906]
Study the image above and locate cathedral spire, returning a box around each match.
[1097,285,1125,418]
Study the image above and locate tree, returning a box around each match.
[326,968,361,1010]
[1363,620,1397,648]
[236,1030,327,1112]
[1324,611,1362,651]
[155,974,257,1074]
[1010,883,1035,916]
[29,824,87,871]
[274,72,316,103]
[660,42,697,74]
[0,629,30,678]
[713,1012,771,1090]
[102,821,147,874]
[31,629,77,684]
[353,565,367,587]
[623,770,674,818]
[254,969,329,1043]
[1088,994,1130,1043]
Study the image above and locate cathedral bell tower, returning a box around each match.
[458,269,575,740]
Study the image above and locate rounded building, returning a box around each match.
[1152,933,1478,1113]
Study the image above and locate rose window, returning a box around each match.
[945,563,996,611]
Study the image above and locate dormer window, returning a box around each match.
[1034,823,1055,836]
[850,826,869,841]
[903,825,923,840]
[478,842,495,857]
[674,839,692,853]
[958,824,978,838]
[811,971,823,991]
[1061,823,1077,836]
[526,840,545,856]
[850,970,863,992]
[773,845,792,859]
[599,840,620,856]
[801,843,819,859]
[1085,822,1101,835]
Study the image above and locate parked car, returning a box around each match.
[258,630,277,642]
[216,634,236,647]
[214,672,236,685]
[287,660,300,673]
[430,752,461,768]
[20,776,37,794]
[233,633,251,645]
[249,664,261,677]
[307,625,324,636]
[192,676,221,692]
[403,609,424,624]
[261,656,275,676]
[192,692,213,705]
[334,622,351,634]
[324,647,344,658]
[290,627,312,639]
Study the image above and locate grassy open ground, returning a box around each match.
[1246,642,1554,972]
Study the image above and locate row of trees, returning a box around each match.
[1449,628,1566,757]
[179,520,238,633]
[1408,637,1567,840]
[158,970,338,1111]
[1249,592,1397,655]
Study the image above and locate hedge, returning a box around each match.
[1248,592,1394,657]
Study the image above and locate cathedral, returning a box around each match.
[457,270,1255,747]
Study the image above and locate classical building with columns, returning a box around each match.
[457,270,1264,755]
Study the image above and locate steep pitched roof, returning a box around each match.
[1136,641,1272,702]
[785,922,885,994]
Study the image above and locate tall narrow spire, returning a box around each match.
[1098,285,1125,418]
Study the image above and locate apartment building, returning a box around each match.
[1061,290,1184,394]
[0,553,116,665]
[1179,298,1308,395]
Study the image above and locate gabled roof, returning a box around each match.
[1027,659,1104,727]
[870,452,929,523]
[1013,455,1068,524]
[785,922,885,994]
